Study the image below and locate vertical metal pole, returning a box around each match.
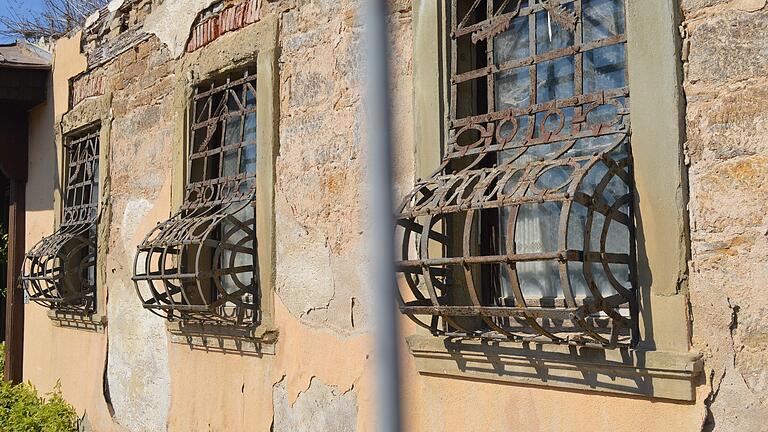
[362,1,402,432]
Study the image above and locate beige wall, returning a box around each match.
[20,1,767,431]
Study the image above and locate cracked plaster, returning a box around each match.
[272,377,358,432]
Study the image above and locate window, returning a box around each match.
[132,15,279,347]
[133,68,260,326]
[397,0,636,346]
[22,127,100,313]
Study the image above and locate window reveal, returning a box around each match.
[133,69,259,326]
[396,0,635,345]
[22,128,100,313]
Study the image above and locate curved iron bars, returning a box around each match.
[21,130,100,313]
[396,0,637,346]
[133,70,259,326]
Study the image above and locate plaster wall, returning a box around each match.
[19,0,767,431]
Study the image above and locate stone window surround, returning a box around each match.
[49,92,114,331]
[408,0,702,401]
[165,14,280,349]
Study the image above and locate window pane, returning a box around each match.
[584,44,626,93]
[220,203,255,297]
[240,144,257,175]
[495,68,530,110]
[223,149,238,176]
[494,16,529,64]
[537,57,574,103]
[536,6,574,54]
[583,0,625,43]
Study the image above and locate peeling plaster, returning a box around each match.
[21,0,768,430]
[105,198,171,432]
[272,377,357,432]
[143,0,220,58]
[120,199,153,253]
[108,0,125,13]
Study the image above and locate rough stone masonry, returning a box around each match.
[15,0,768,431]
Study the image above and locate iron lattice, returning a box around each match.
[396,0,637,345]
[22,129,100,313]
[133,70,259,326]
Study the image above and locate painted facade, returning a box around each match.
[15,0,768,431]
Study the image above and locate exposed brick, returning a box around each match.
[71,74,105,108]
[186,0,261,52]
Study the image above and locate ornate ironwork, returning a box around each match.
[397,0,636,345]
[22,129,100,313]
[133,69,259,326]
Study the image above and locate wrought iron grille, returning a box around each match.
[22,128,100,313]
[396,0,636,345]
[133,68,259,326]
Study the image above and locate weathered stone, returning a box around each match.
[18,0,768,431]
[272,377,357,432]
[683,1,768,429]
[686,10,768,89]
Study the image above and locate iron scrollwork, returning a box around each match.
[396,0,637,345]
[133,70,259,326]
[22,129,100,313]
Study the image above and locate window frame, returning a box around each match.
[163,14,279,348]
[46,93,112,330]
[406,0,700,401]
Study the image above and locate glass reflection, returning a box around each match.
[585,44,626,93]
[583,0,625,43]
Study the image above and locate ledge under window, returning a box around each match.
[47,310,105,332]
[406,334,702,401]
[166,321,277,355]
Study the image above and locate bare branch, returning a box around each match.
[0,0,108,41]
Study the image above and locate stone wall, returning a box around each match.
[18,0,768,431]
[681,0,768,430]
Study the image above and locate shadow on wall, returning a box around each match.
[166,321,277,357]
[404,334,702,402]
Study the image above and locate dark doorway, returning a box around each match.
[0,172,8,341]
[0,40,50,382]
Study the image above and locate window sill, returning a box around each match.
[166,321,278,355]
[406,334,703,401]
[47,310,105,332]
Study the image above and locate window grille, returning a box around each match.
[22,128,100,313]
[396,0,636,345]
[133,69,259,326]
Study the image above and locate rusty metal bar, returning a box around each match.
[401,305,580,319]
[133,68,259,326]
[396,0,636,346]
[21,128,100,313]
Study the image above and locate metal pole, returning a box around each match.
[362,1,402,431]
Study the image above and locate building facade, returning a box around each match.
[7,0,767,431]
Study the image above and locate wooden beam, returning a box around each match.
[4,175,25,383]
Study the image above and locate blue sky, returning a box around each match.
[0,0,48,43]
